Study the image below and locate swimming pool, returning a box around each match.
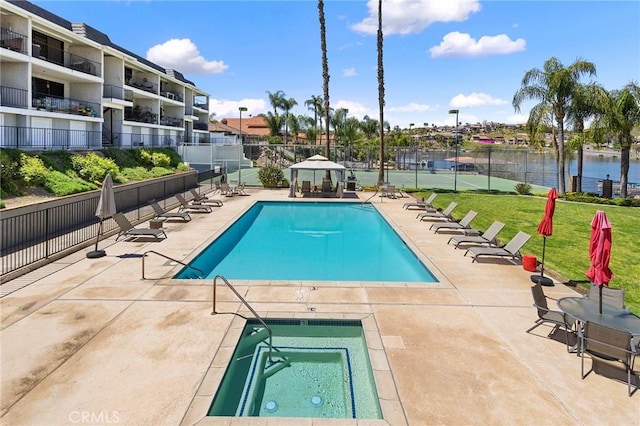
[176,201,437,282]
[207,319,382,419]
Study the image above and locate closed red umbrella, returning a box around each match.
[585,210,613,314]
[531,188,558,286]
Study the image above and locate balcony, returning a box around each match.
[31,42,101,77]
[124,106,157,124]
[32,93,100,117]
[126,77,158,95]
[1,86,29,108]
[160,116,183,127]
[160,90,183,102]
[1,27,28,54]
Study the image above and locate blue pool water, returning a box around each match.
[207,319,382,419]
[176,201,437,282]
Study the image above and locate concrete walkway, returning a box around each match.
[1,188,637,425]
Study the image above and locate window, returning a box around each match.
[32,31,63,65]
[32,78,64,97]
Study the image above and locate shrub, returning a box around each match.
[149,166,174,177]
[258,165,284,188]
[514,183,532,195]
[71,152,119,183]
[19,153,49,186]
[103,148,139,168]
[151,152,171,168]
[121,166,152,181]
[1,149,22,195]
[176,162,189,171]
[44,170,97,196]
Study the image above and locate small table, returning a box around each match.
[558,297,640,335]
[149,219,164,229]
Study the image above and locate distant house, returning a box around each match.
[478,137,495,144]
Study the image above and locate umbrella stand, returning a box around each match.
[86,218,107,258]
[530,235,554,286]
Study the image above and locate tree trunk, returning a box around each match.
[576,144,583,192]
[620,136,630,198]
[376,0,386,186]
[556,116,566,195]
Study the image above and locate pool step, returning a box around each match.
[262,356,291,379]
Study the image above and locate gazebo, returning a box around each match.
[288,154,346,198]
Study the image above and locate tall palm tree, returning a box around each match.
[594,82,640,198]
[566,83,608,192]
[266,90,286,116]
[376,0,386,186]
[525,103,552,150]
[304,95,324,130]
[318,0,331,168]
[281,97,298,145]
[513,57,596,195]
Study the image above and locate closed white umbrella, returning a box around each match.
[87,174,117,258]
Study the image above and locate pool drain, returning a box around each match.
[311,396,323,407]
[264,400,278,413]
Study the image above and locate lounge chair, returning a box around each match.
[189,188,223,207]
[321,180,332,195]
[301,180,311,196]
[221,182,233,197]
[113,212,167,241]
[403,192,437,210]
[430,210,478,234]
[416,202,457,221]
[381,184,396,199]
[464,231,531,262]
[526,282,576,352]
[580,321,638,396]
[586,284,626,310]
[149,199,191,222]
[447,221,505,249]
[175,193,212,213]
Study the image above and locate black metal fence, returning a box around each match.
[0,169,223,281]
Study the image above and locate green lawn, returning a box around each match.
[418,192,640,314]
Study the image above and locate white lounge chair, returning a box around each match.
[417,202,457,221]
[464,231,531,262]
[448,221,505,249]
[430,210,478,233]
[403,192,437,210]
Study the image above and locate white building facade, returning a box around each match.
[0,0,210,150]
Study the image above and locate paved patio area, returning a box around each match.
[1,188,637,425]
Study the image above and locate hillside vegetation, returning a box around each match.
[0,148,188,207]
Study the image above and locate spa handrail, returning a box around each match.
[212,274,273,362]
[363,188,379,205]
[141,250,204,279]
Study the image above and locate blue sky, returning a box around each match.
[34,0,640,129]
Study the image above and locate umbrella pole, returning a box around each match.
[530,236,553,286]
[599,285,603,315]
[86,219,107,258]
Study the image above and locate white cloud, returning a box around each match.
[146,38,228,74]
[208,98,267,119]
[504,113,528,125]
[351,0,480,35]
[343,67,358,77]
[429,32,526,57]
[450,93,509,108]
[388,102,436,113]
[332,101,371,120]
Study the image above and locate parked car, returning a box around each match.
[450,163,477,172]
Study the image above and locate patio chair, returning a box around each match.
[220,183,233,197]
[321,180,332,195]
[526,282,576,352]
[448,221,505,249]
[381,184,396,199]
[213,181,222,194]
[403,192,437,210]
[149,199,191,222]
[189,189,223,207]
[580,321,638,396]
[430,210,478,234]
[586,284,626,310]
[464,231,531,262]
[416,202,457,221]
[301,180,311,196]
[113,212,167,241]
[175,193,212,213]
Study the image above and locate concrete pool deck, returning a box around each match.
[1,188,637,425]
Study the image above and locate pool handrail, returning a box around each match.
[141,250,204,280]
[363,188,379,205]
[212,274,273,362]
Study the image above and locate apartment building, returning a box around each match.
[0,0,210,151]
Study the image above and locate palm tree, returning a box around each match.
[281,97,298,145]
[513,57,596,195]
[262,112,284,138]
[266,90,286,116]
[566,83,608,192]
[376,0,386,186]
[525,103,553,149]
[318,0,331,167]
[304,95,324,130]
[594,82,640,198]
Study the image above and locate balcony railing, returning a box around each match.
[193,122,208,131]
[126,77,158,95]
[31,42,101,77]
[1,27,28,54]
[1,86,29,108]
[193,96,208,111]
[124,107,158,124]
[103,84,126,101]
[160,117,183,127]
[1,125,102,150]
[160,90,183,102]
[103,131,184,148]
[32,92,101,117]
